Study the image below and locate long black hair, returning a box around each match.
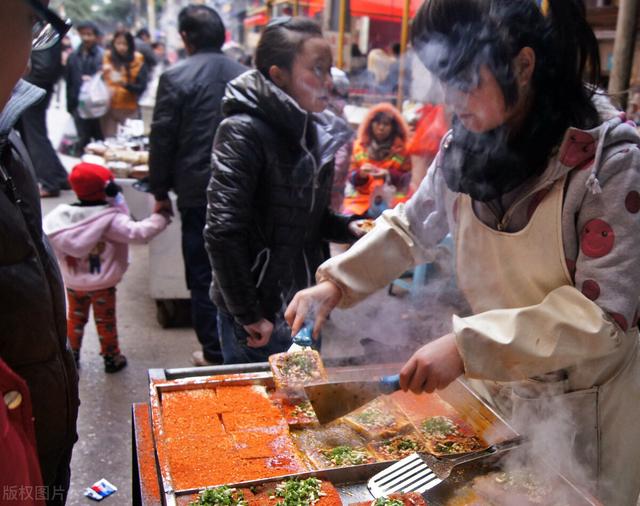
[255,17,323,79]
[411,0,601,201]
[110,30,135,64]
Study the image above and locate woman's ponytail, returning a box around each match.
[546,0,601,90]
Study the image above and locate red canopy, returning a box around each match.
[307,0,424,20]
[350,0,424,19]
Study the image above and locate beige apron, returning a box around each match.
[455,176,640,505]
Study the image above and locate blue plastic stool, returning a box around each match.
[388,263,433,297]
[388,234,453,297]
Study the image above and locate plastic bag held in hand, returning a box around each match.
[78,72,110,119]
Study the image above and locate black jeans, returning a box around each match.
[17,89,69,192]
[217,310,293,364]
[179,206,222,362]
[71,109,103,150]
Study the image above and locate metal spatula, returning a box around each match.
[367,437,523,497]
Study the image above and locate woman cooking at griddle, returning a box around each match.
[285,0,640,504]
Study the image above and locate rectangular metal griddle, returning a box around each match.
[148,362,600,506]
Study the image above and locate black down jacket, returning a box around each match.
[0,82,79,488]
[205,70,356,325]
[149,49,247,209]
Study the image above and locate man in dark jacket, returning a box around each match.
[0,1,79,504]
[135,28,158,70]
[149,5,246,366]
[17,40,70,197]
[65,21,103,150]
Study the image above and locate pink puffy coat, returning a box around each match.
[43,200,168,291]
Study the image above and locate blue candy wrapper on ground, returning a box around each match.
[84,479,118,501]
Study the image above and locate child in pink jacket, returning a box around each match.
[43,163,170,373]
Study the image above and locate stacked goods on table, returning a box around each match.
[84,140,149,179]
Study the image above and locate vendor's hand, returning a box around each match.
[400,333,465,394]
[153,198,174,217]
[243,319,274,348]
[348,219,368,238]
[285,281,342,338]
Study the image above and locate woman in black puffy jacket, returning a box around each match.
[204,17,358,364]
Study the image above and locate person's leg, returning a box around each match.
[72,112,91,150]
[17,89,69,193]
[90,287,127,372]
[66,288,90,366]
[44,444,73,506]
[88,117,104,142]
[179,206,222,363]
[99,109,118,139]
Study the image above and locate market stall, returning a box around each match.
[132,359,603,506]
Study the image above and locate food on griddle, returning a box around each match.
[269,349,328,389]
[369,431,428,460]
[318,444,376,466]
[252,477,343,505]
[221,408,287,432]
[350,492,427,506]
[190,485,251,505]
[292,423,376,468]
[215,384,272,413]
[279,398,319,428]
[356,219,375,233]
[343,397,411,439]
[445,469,566,506]
[420,415,458,437]
[160,384,309,490]
[419,415,485,456]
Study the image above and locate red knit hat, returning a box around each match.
[69,163,113,201]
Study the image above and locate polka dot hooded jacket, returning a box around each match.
[318,94,640,374]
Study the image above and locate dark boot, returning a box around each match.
[103,353,127,373]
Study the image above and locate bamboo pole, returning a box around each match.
[337,0,347,69]
[396,0,411,108]
[147,0,156,36]
[608,0,638,109]
[293,0,299,16]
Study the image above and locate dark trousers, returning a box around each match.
[44,445,73,506]
[180,206,222,362]
[72,110,103,150]
[217,310,293,364]
[17,89,69,192]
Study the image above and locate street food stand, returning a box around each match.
[132,361,603,506]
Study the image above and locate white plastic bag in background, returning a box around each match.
[78,72,110,119]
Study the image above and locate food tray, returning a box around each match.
[148,363,522,505]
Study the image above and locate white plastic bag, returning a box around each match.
[77,72,110,119]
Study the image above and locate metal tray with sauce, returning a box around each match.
[147,362,524,505]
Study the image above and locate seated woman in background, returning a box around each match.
[344,102,411,217]
[101,30,148,137]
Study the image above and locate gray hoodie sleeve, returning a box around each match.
[570,142,640,331]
